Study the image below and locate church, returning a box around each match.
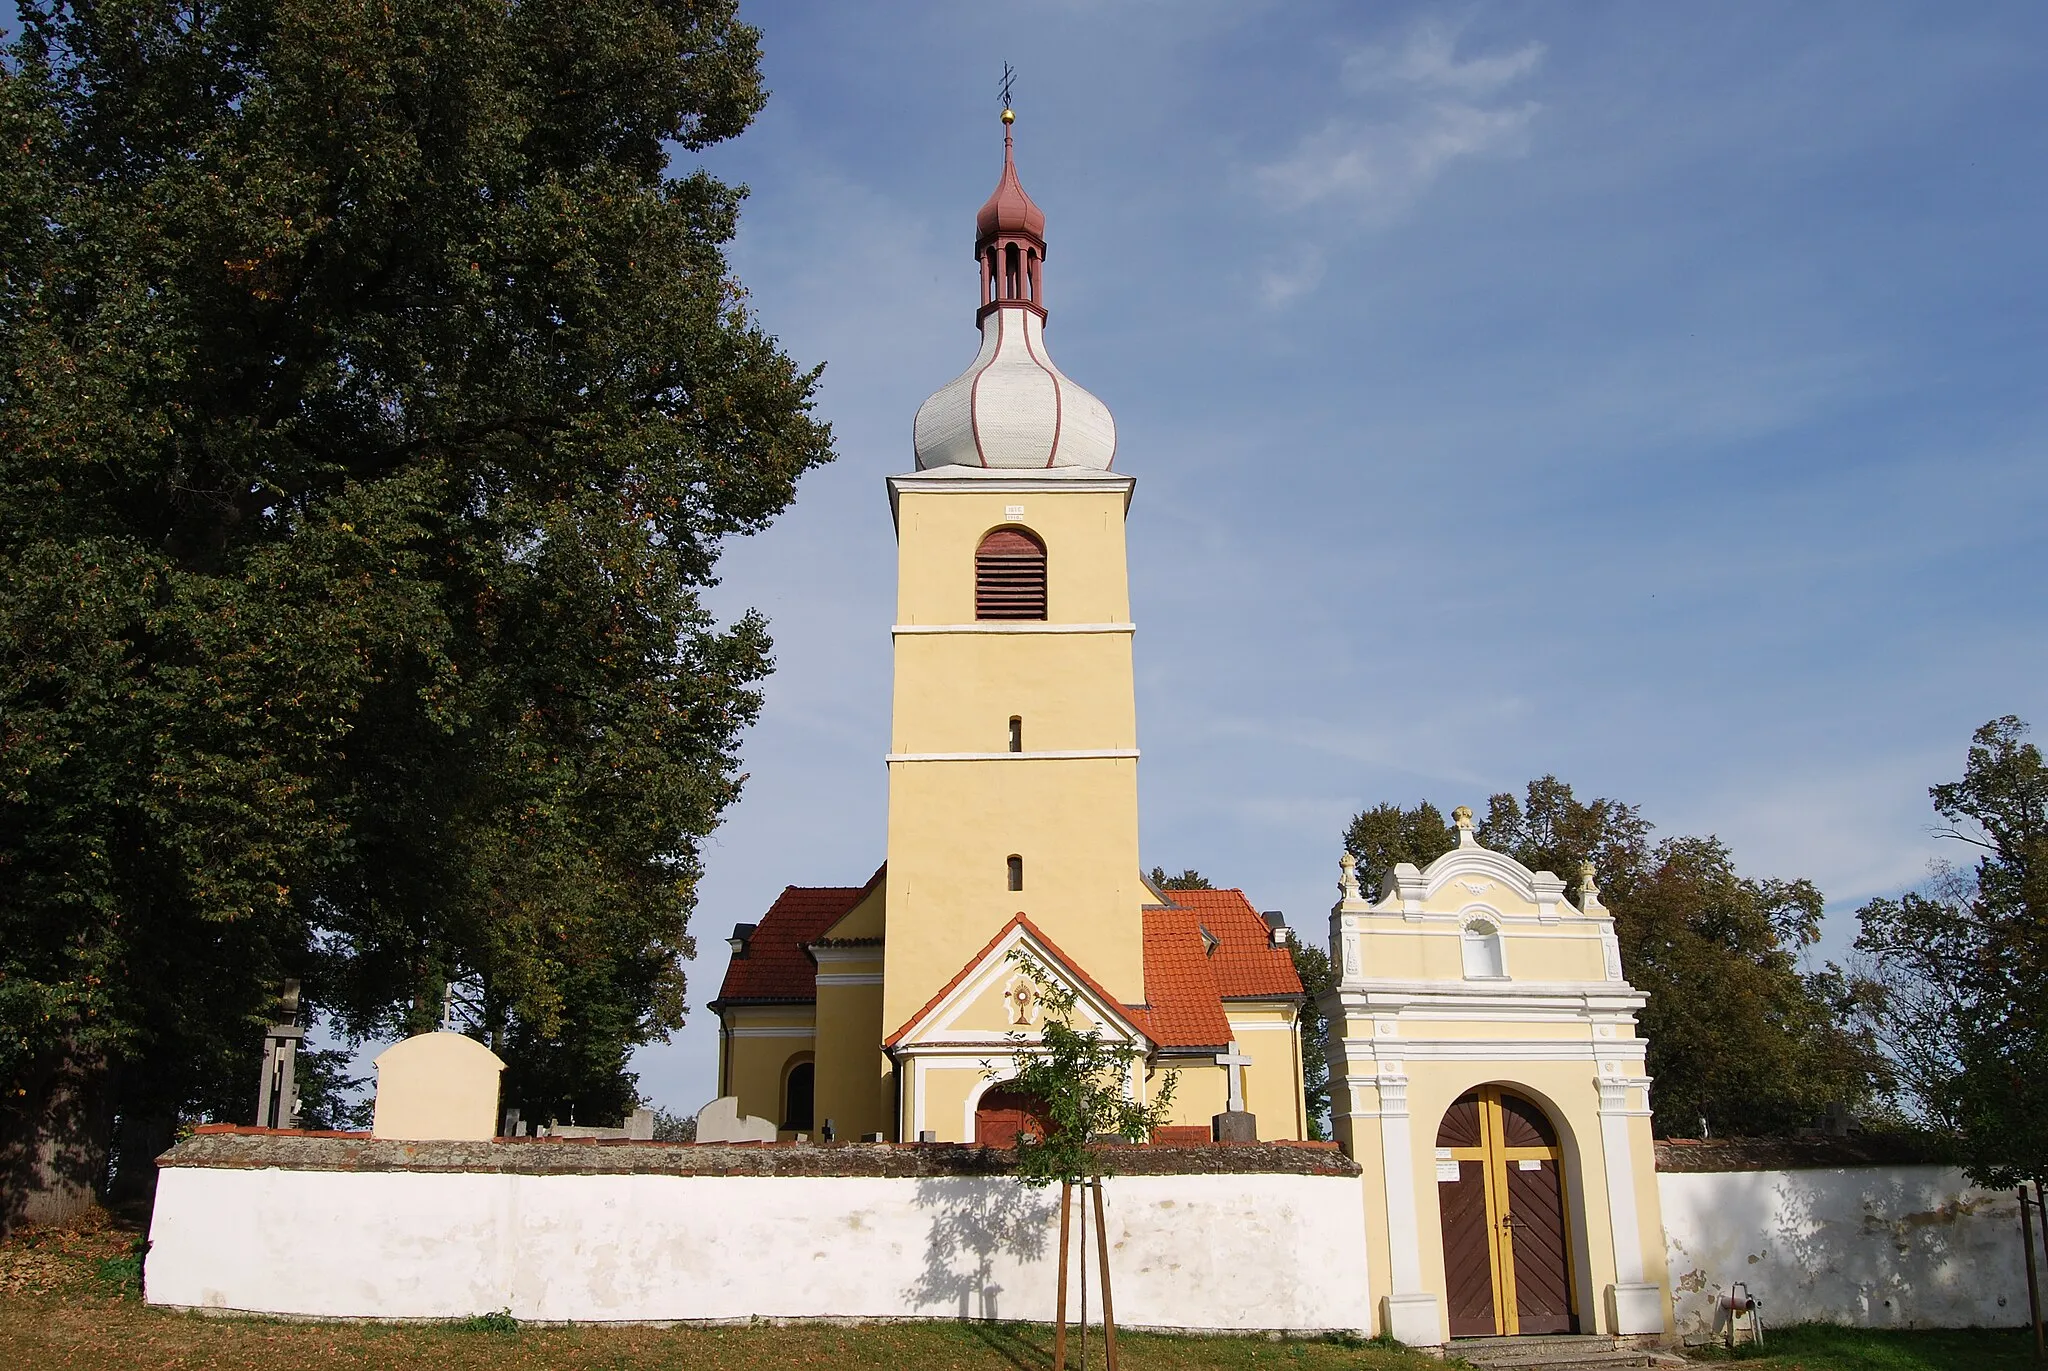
[708,113,1674,1343]
[708,114,1311,1149]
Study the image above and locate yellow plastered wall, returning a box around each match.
[1229,1006,1307,1141]
[1157,1060,1229,1127]
[719,1007,815,1133]
[894,485,1132,626]
[883,479,1147,1037]
[814,973,886,1141]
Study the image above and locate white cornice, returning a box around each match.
[892,622,1135,635]
[885,749,1139,764]
[887,467,1136,528]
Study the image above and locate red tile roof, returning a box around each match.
[710,867,883,1006]
[1136,904,1234,1048]
[711,871,1302,1055]
[1153,888,1303,1000]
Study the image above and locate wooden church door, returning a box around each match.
[1435,1086,1576,1337]
[974,1085,1049,1149]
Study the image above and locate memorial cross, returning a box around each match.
[1214,1040,1252,1114]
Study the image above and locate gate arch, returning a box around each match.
[1436,1084,1576,1337]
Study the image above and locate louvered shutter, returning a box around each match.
[975,529,1046,620]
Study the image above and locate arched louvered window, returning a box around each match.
[976,528,1046,620]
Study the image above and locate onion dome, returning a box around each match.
[912,113,1117,472]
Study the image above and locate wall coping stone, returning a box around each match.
[1654,1135,1948,1173]
[159,1130,1360,1178]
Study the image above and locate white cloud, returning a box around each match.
[1252,19,1544,225]
[1343,21,1545,96]
[1255,245,1326,306]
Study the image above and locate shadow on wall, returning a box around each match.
[905,1176,1057,1322]
[1663,1167,2024,1337]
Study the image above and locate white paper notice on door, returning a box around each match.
[1437,1160,1462,1181]
[1518,1158,1543,1170]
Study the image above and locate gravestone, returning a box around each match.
[1213,1111,1258,1142]
[547,1108,656,1141]
[371,1032,505,1141]
[694,1096,778,1143]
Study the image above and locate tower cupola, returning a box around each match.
[912,110,1117,472]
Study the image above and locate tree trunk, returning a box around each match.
[0,1041,115,1236]
[1054,1179,1072,1371]
[105,1106,178,1213]
[1093,1177,1119,1371]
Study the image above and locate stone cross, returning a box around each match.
[1214,1039,1252,1114]
[254,979,303,1130]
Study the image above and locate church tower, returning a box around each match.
[882,112,1144,1035]
[711,110,1306,1148]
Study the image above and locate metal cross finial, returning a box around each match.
[1000,62,1016,117]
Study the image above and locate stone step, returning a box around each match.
[1470,1355,1658,1371]
[1452,1337,1667,1371]
[1457,1336,1629,1355]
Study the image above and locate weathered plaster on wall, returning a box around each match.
[1659,1166,2025,1337]
[145,1137,1369,1331]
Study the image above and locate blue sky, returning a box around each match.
[627,1,2048,1115]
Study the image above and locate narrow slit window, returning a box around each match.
[1009,716,1023,753]
[976,528,1046,620]
[1007,855,1024,892]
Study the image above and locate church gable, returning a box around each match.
[885,915,1147,1050]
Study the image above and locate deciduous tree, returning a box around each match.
[0,0,830,1226]
[1857,717,2048,1185]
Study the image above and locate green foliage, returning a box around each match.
[92,1246,144,1299]
[650,1106,696,1142]
[1342,801,1456,896]
[1857,717,2048,1186]
[1288,938,1334,1139]
[0,0,830,1159]
[1148,867,1212,890]
[993,952,1176,1186]
[454,1310,520,1334]
[1342,778,1882,1137]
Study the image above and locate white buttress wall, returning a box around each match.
[144,1168,1373,1331]
[1659,1166,2026,1337]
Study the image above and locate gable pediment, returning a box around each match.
[887,917,1147,1050]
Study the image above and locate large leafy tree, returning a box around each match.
[1856,717,2048,1185]
[0,0,830,1225]
[1341,778,1881,1137]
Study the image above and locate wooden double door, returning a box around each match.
[1437,1086,1576,1338]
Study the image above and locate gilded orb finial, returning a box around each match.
[1001,107,1015,125]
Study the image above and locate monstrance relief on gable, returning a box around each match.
[896,926,1144,1049]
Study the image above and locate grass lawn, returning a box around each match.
[1686,1325,2038,1371]
[0,1209,1434,1371]
[7,1212,2041,1371]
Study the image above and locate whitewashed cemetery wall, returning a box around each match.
[1656,1140,2027,1338]
[144,1132,1371,1334]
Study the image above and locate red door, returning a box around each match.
[974,1086,1049,1148]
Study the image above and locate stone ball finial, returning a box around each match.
[1453,805,1477,847]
